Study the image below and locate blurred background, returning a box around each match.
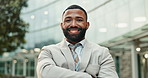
[0,0,148,78]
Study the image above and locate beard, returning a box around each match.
[62,27,87,43]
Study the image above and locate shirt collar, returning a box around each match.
[65,39,86,47]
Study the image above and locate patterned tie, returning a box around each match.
[69,43,81,71]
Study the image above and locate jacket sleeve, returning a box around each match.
[98,48,119,78]
[36,47,92,78]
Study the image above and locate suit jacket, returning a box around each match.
[37,39,119,78]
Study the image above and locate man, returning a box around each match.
[37,5,119,78]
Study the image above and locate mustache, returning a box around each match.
[66,27,82,31]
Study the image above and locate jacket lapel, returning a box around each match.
[59,40,75,71]
[79,40,92,71]
[58,39,92,71]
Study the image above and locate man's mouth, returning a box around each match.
[68,28,81,34]
[66,27,82,34]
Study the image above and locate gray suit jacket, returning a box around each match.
[37,39,119,78]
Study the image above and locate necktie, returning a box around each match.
[69,43,81,71]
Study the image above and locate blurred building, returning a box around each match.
[0,0,148,78]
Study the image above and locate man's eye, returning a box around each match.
[65,20,71,22]
[77,19,83,21]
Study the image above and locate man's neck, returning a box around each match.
[66,38,84,45]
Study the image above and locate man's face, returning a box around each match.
[61,9,89,43]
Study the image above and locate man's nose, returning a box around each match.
[71,20,77,27]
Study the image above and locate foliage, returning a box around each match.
[0,0,29,55]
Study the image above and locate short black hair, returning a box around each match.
[62,5,88,21]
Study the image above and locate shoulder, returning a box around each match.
[38,42,62,58]
[87,41,112,61]
[87,40,108,51]
[41,42,61,52]
[86,40,110,57]
[42,44,56,49]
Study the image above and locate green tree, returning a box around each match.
[0,0,29,55]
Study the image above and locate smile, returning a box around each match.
[68,28,80,34]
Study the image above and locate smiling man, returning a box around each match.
[61,8,89,44]
[37,5,119,78]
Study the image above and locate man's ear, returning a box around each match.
[86,22,90,29]
[60,23,63,28]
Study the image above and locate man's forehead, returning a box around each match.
[63,9,85,15]
[63,9,86,18]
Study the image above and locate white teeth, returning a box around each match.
[71,30,77,33]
